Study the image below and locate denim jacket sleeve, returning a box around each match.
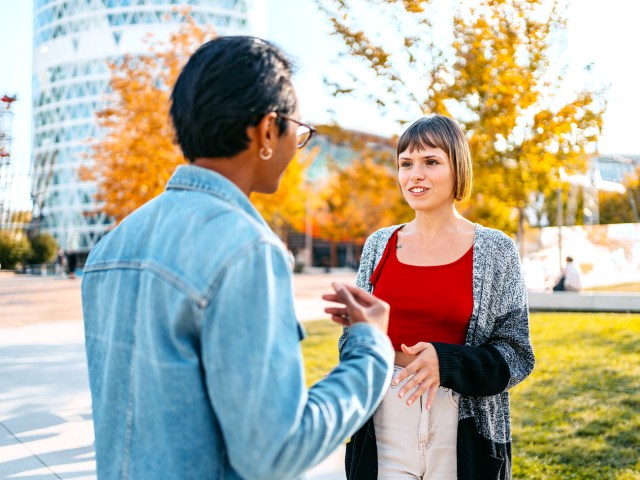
[200,240,394,480]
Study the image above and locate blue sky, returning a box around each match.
[1,0,640,209]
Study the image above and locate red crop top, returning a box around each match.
[371,229,473,350]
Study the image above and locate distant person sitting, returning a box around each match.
[553,256,582,292]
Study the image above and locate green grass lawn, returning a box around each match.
[301,313,640,479]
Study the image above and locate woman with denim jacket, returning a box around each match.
[339,115,535,480]
[82,36,395,480]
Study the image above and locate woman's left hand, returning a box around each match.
[393,342,440,409]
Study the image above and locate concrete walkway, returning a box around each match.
[0,272,353,480]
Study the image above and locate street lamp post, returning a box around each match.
[305,184,313,269]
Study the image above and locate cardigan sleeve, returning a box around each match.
[432,235,535,396]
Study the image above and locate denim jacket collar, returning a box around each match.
[166,164,268,229]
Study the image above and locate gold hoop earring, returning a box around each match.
[259,147,273,161]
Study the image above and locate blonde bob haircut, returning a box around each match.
[396,115,473,201]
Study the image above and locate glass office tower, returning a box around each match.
[32,0,264,253]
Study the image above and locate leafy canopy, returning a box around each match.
[320,0,605,236]
[84,13,309,235]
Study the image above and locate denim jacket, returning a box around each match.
[82,165,394,480]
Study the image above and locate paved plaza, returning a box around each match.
[0,270,355,480]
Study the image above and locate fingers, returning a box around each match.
[425,384,438,411]
[333,282,381,307]
[321,293,340,302]
[392,366,409,387]
[397,372,423,404]
[392,349,424,386]
[396,373,439,407]
[324,283,389,331]
[394,347,439,405]
[324,306,349,318]
[405,381,431,407]
[329,314,351,327]
[332,282,356,306]
[400,342,429,355]
[323,285,359,325]
[325,283,388,311]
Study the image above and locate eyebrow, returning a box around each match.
[398,154,443,160]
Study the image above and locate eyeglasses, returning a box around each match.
[277,114,317,149]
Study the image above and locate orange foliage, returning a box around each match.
[315,155,412,245]
[83,13,311,236]
[82,14,211,224]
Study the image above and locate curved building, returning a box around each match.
[32,0,264,253]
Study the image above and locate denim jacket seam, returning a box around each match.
[167,182,265,228]
[167,180,235,201]
[199,238,285,314]
[83,261,208,307]
[121,346,137,480]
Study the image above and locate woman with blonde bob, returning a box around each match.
[340,115,535,480]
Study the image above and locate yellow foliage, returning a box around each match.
[83,12,313,236]
[599,167,640,224]
[322,0,606,236]
[314,155,411,244]
[82,14,211,224]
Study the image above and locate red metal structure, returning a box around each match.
[0,94,17,230]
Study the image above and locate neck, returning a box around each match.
[192,154,255,197]
[411,203,464,236]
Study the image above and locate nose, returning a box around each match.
[410,165,424,183]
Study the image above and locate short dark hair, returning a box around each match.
[170,36,297,161]
[396,115,473,201]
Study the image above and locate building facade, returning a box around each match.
[31,0,264,253]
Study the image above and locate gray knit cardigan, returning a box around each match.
[339,224,535,480]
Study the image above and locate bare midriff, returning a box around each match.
[394,351,417,368]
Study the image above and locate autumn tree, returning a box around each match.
[599,169,640,224]
[83,14,209,224]
[314,153,412,266]
[84,13,308,237]
[319,0,605,240]
[10,210,32,226]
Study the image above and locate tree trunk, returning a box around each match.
[330,241,338,268]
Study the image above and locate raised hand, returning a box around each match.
[322,282,390,334]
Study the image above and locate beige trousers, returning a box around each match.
[373,366,459,479]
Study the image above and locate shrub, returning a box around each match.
[27,232,58,265]
[0,231,33,270]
